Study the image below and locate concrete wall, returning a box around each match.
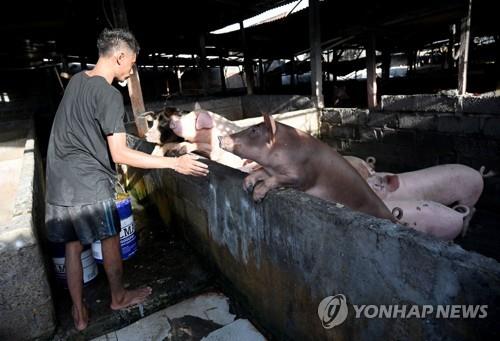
[236,108,320,136]
[139,160,500,341]
[240,94,314,118]
[146,94,314,121]
[321,95,500,216]
[321,95,500,173]
[0,120,55,340]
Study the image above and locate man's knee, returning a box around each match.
[101,235,120,248]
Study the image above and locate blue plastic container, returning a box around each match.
[51,243,98,289]
[91,195,138,263]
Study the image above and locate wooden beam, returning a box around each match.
[110,0,147,137]
[309,0,324,109]
[496,25,500,94]
[366,32,378,109]
[176,64,183,95]
[259,58,264,90]
[458,0,472,95]
[381,49,391,80]
[240,21,255,95]
[219,53,227,93]
[199,33,209,95]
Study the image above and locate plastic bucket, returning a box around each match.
[51,243,98,288]
[92,195,138,263]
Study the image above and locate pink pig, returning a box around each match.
[366,164,484,208]
[385,200,470,240]
[167,110,257,172]
[219,113,395,222]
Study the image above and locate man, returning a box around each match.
[45,28,209,331]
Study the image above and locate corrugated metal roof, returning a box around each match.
[245,0,309,28]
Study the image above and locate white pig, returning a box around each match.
[385,200,470,241]
[366,164,484,208]
[168,110,257,172]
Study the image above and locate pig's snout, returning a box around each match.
[219,136,234,152]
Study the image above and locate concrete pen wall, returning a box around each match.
[0,120,55,340]
[139,160,500,341]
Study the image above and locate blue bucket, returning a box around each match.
[91,195,138,263]
[51,243,98,289]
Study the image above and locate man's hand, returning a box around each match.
[173,154,209,177]
[107,133,209,175]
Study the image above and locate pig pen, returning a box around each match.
[127,96,500,340]
[0,119,55,340]
[321,94,500,262]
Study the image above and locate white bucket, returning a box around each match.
[51,244,98,288]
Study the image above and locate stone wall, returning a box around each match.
[321,95,500,214]
[138,160,500,341]
[322,99,500,172]
[0,121,55,340]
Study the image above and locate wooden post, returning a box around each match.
[175,56,183,95]
[496,25,500,94]
[447,24,456,70]
[199,33,209,95]
[240,21,255,95]
[290,55,296,89]
[219,51,226,92]
[110,0,147,136]
[81,56,87,70]
[458,0,472,95]
[259,58,265,90]
[382,49,391,80]
[309,0,324,108]
[366,32,378,109]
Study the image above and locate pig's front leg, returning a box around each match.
[160,142,209,156]
[243,168,271,193]
[252,176,283,202]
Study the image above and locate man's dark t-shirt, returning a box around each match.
[46,71,125,206]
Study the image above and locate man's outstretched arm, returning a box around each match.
[107,133,208,176]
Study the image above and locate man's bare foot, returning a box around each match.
[71,304,89,331]
[110,287,152,310]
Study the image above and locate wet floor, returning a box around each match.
[90,292,266,341]
[47,198,263,340]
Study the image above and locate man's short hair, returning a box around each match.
[97,28,140,56]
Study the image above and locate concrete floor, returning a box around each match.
[0,129,27,224]
[91,292,266,341]
[48,198,267,340]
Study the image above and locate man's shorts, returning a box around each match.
[45,198,120,245]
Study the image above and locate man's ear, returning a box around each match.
[116,51,126,66]
[263,113,276,143]
[195,111,214,130]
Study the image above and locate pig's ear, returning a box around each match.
[263,113,276,142]
[195,111,214,130]
[385,175,400,192]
